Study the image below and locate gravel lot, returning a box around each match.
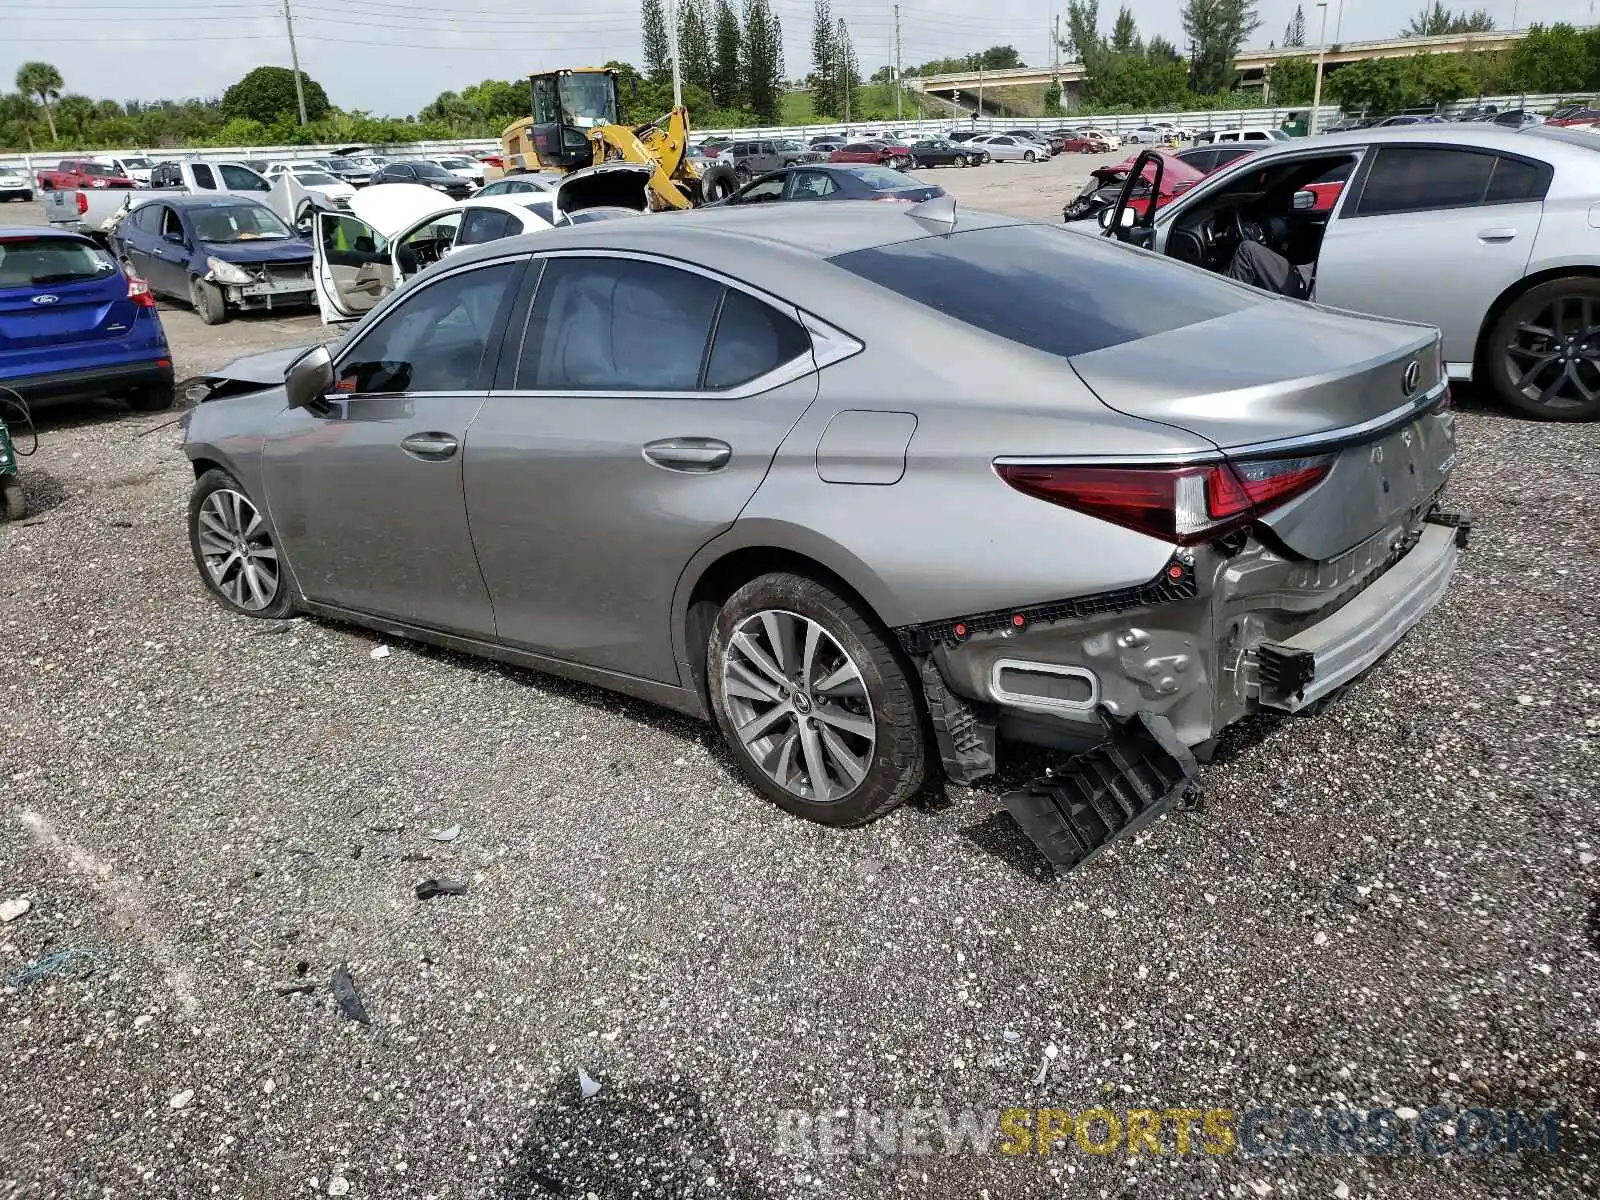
[2,163,1599,1200]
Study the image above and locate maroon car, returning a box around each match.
[828,141,913,170]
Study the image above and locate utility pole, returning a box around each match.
[1310,0,1329,135]
[1334,0,1344,42]
[978,65,984,118]
[894,3,903,121]
[282,0,308,126]
[1052,12,1061,112]
[667,0,683,109]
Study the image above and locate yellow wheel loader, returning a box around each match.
[499,68,740,209]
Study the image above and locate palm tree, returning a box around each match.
[0,92,41,150]
[15,61,64,141]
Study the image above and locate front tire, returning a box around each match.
[1489,276,1600,421]
[190,276,227,325]
[957,155,969,167]
[1023,149,1037,162]
[188,469,295,619]
[707,572,927,827]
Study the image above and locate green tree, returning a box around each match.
[1064,0,1101,62]
[641,0,672,84]
[977,45,1026,69]
[741,0,784,122]
[220,66,329,126]
[1401,4,1494,37]
[1283,4,1306,47]
[1044,80,1065,115]
[15,62,63,141]
[836,17,861,121]
[713,0,743,107]
[0,93,42,150]
[1147,35,1180,62]
[1111,8,1142,55]
[54,94,96,141]
[811,0,838,118]
[681,0,717,93]
[1182,0,1261,95]
[1504,23,1590,93]
[1268,55,1316,103]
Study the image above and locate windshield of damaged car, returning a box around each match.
[191,204,294,243]
[831,223,1263,359]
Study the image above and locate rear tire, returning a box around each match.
[127,382,175,412]
[1487,276,1600,421]
[707,572,927,828]
[190,276,226,326]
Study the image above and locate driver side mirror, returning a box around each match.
[1098,206,1136,229]
[163,231,186,245]
[284,344,334,410]
[1292,189,1317,211]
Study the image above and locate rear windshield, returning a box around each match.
[0,236,117,288]
[843,166,918,190]
[412,163,456,179]
[294,170,339,185]
[830,224,1262,359]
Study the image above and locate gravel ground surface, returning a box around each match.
[2,169,1598,1200]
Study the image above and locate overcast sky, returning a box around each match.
[3,0,1594,116]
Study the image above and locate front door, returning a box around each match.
[313,210,395,322]
[1313,143,1544,369]
[464,253,821,683]
[262,258,525,633]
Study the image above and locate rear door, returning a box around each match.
[463,252,821,682]
[1313,143,1546,369]
[0,235,134,372]
[115,203,161,285]
[313,210,394,322]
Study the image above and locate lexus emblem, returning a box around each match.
[1402,360,1420,395]
[31,294,59,305]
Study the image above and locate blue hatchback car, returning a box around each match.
[0,226,174,411]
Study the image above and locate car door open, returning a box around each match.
[313,210,395,322]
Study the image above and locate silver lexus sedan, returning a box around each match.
[181,202,1465,870]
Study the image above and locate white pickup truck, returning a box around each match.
[44,158,273,237]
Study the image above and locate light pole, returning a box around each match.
[1310,1,1329,136]
[1334,0,1344,42]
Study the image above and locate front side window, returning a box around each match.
[456,208,516,246]
[336,262,519,395]
[788,171,838,200]
[218,164,269,190]
[737,177,786,203]
[191,164,217,189]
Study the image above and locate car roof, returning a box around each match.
[1265,122,1600,166]
[150,193,270,209]
[0,224,90,240]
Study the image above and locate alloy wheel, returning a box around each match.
[721,609,876,804]
[1502,292,1600,413]
[196,488,279,611]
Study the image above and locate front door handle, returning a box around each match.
[400,431,459,460]
[642,437,732,472]
[1478,227,1517,243]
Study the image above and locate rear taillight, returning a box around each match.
[996,456,1333,545]
[126,274,157,308]
[75,193,89,214]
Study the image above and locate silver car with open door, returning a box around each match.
[1099,124,1600,420]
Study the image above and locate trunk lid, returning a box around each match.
[0,238,131,353]
[1071,299,1452,561]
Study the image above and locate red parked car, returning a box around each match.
[35,158,139,191]
[1543,105,1600,128]
[1062,150,1204,222]
[1060,132,1114,153]
[828,141,913,170]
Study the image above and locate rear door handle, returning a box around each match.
[642,437,732,472]
[400,432,459,460]
[1478,227,1517,242]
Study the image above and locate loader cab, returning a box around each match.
[524,69,619,171]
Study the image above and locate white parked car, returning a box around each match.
[1123,126,1173,145]
[94,154,156,185]
[1212,127,1292,144]
[969,134,1050,162]
[0,165,33,201]
[263,163,357,208]
[308,163,654,323]
[429,155,487,186]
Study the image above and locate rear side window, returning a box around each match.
[705,288,811,389]
[456,208,516,246]
[514,257,808,392]
[1353,146,1546,215]
[831,224,1264,360]
[0,236,116,288]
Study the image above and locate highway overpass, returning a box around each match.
[906,29,1540,111]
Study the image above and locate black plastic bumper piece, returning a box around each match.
[1256,643,1316,702]
[1424,509,1472,550]
[1000,708,1197,874]
[918,658,997,785]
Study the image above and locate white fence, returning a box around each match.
[0,92,1583,172]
